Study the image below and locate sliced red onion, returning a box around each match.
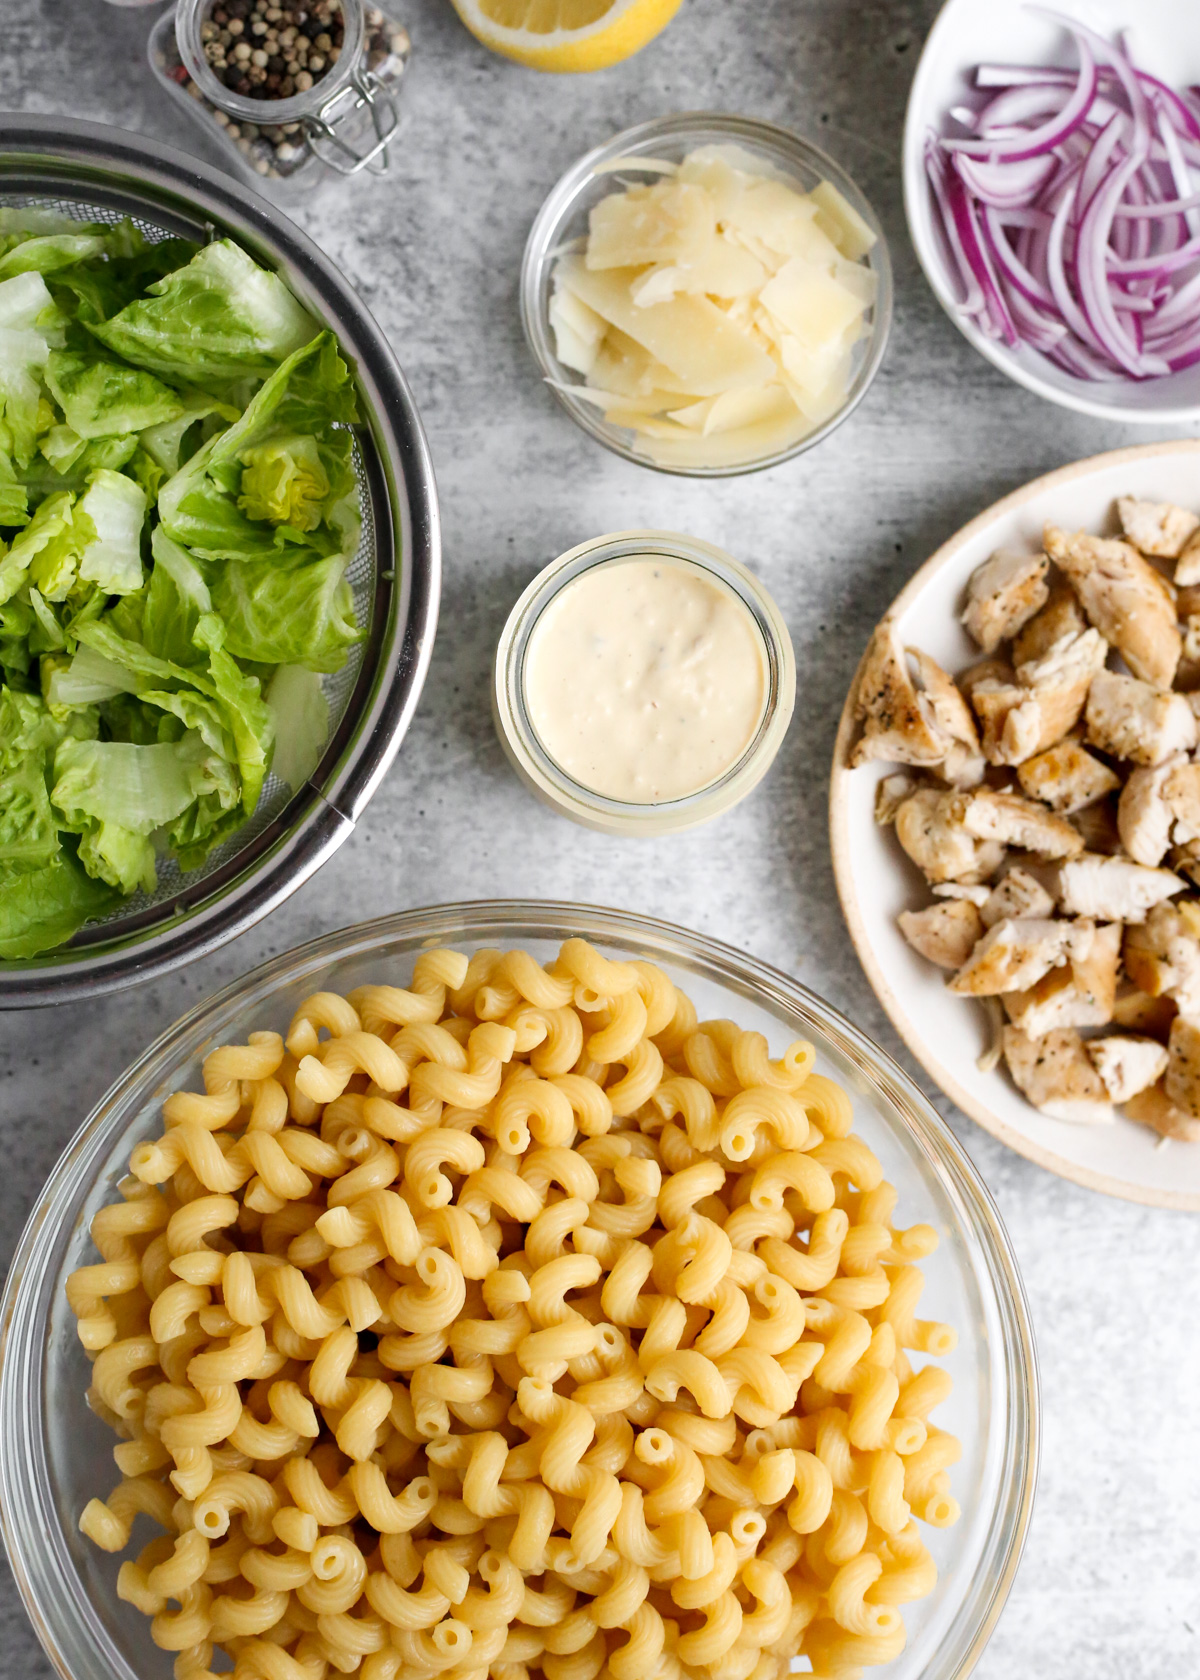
[926,18,1200,383]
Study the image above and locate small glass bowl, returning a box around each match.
[493,530,796,836]
[0,903,1037,1680]
[520,112,894,478]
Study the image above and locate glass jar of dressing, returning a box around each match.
[149,0,408,195]
[493,532,796,836]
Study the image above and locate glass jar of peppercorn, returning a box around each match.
[149,0,409,192]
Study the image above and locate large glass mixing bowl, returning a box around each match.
[0,902,1037,1680]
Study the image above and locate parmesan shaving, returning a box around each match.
[550,144,877,467]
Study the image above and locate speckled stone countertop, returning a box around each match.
[0,0,1198,1674]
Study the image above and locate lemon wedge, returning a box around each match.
[448,0,684,72]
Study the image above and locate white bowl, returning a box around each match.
[830,439,1200,1210]
[903,0,1200,424]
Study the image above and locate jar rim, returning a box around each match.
[174,0,364,125]
[492,530,797,836]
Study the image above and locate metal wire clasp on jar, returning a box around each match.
[169,0,407,183]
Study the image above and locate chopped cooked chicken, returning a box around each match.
[1045,524,1179,688]
[851,623,972,771]
[1123,1081,1200,1141]
[932,882,991,906]
[894,789,1005,884]
[875,772,919,827]
[982,866,1055,927]
[1002,924,1120,1036]
[1116,754,1186,868]
[1111,988,1177,1039]
[1016,738,1120,815]
[951,788,1083,858]
[1165,1015,1200,1119]
[969,630,1106,766]
[947,916,1088,996]
[1058,853,1184,923]
[1002,1026,1114,1122]
[1070,797,1123,856]
[1012,579,1087,668]
[851,621,947,768]
[897,900,985,969]
[1123,904,1200,1019]
[1116,495,1199,559]
[969,677,1044,766]
[907,649,984,785]
[961,548,1049,653]
[1087,1034,1169,1103]
[1164,761,1200,845]
[1172,837,1200,889]
[1175,526,1200,588]
[1014,627,1108,738]
[1085,669,1197,765]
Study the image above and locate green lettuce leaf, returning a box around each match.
[140,390,239,475]
[0,848,119,960]
[0,492,78,605]
[0,326,51,469]
[142,527,212,666]
[239,433,329,532]
[193,613,272,813]
[76,469,146,595]
[0,233,109,280]
[157,333,357,562]
[0,448,29,527]
[76,821,156,895]
[51,734,206,835]
[48,236,200,330]
[209,549,359,672]
[89,239,318,388]
[0,755,59,871]
[0,271,59,335]
[266,663,329,791]
[45,349,184,440]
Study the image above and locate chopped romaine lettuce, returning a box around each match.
[90,239,318,387]
[0,221,358,957]
[45,349,184,440]
[76,470,146,595]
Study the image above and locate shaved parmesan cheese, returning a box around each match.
[548,146,878,468]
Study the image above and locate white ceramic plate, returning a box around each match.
[903,0,1200,424]
[830,439,1200,1208]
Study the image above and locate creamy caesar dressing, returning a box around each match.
[523,556,768,803]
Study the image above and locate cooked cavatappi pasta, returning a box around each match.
[68,939,960,1680]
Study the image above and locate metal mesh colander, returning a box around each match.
[0,119,440,1005]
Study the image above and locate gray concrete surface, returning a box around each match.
[1,0,1198,1674]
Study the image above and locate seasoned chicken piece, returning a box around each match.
[1175,525,1200,588]
[897,900,985,970]
[1164,760,1200,845]
[1123,904,1200,1019]
[1087,1035,1169,1104]
[961,548,1049,653]
[1116,753,1186,868]
[969,630,1106,766]
[851,624,971,771]
[932,882,991,906]
[982,866,1055,927]
[1111,987,1177,1040]
[1002,923,1121,1037]
[894,789,1005,885]
[969,677,1044,766]
[947,916,1088,996]
[875,772,920,827]
[1045,524,1180,687]
[1124,1081,1200,1141]
[1085,669,1197,765]
[1165,1015,1200,1119]
[1012,579,1087,668]
[1059,853,1184,923]
[1016,738,1119,814]
[951,788,1083,858]
[907,649,984,785]
[1002,1026,1114,1122]
[1116,495,1199,559]
[1070,797,1122,856]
